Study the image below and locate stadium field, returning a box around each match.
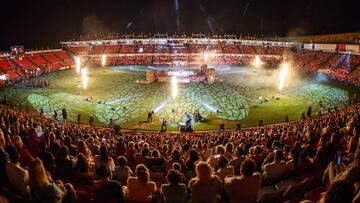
[0,66,357,131]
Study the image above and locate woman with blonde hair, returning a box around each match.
[28,158,76,203]
[188,161,222,203]
[126,164,157,202]
[77,140,93,162]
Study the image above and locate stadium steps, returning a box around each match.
[40,54,52,65]
[25,56,40,67]
[62,46,76,57]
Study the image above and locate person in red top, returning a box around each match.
[13,136,33,168]
[28,125,48,156]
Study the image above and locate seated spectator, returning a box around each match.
[93,163,124,201]
[225,142,235,160]
[229,146,246,175]
[188,161,222,203]
[225,159,261,203]
[0,129,8,193]
[215,155,234,183]
[95,145,115,172]
[262,150,287,182]
[208,145,226,169]
[160,169,187,203]
[114,156,133,184]
[134,147,150,166]
[125,141,136,163]
[5,146,30,197]
[55,146,74,179]
[38,141,56,175]
[72,153,94,186]
[126,164,157,202]
[13,136,33,169]
[28,158,76,203]
[148,149,166,172]
[77,140,93,162]
[63,136,77,157]
[323,146,360,184]
[319,180,355,203]
[314,138,336,168]
[185,149,200,173]
[166,149,185,171]
[248,146,265,170]
[286,147,300,170]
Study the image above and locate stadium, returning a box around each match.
[1,37,359,131]
[0,1,360,203]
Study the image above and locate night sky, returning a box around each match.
[0,0,359,51]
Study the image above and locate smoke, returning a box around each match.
[81,15,114,40]
[220,62,301,90]
[286,25,308,37]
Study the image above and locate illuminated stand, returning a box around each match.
[144,64,215,83]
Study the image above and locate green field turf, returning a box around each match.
[0,66,357,131]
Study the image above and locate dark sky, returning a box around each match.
[0,0,359,51]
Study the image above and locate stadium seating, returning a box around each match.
[0,102,359,203]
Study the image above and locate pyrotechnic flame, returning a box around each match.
[76,57,81,74]
[279,62,289,91]
[255,56,260,67]
[252,55,261,67]
[171,76,178,100]
[81,68,88,90]
[102,54,106,67]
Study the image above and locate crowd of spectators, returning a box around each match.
[0,99,359,202]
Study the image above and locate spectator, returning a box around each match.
[166,149,185,171]
[148,149,166,172]
[28,158,76,203]
[13,136,33,169]
[95,145,115,172]
[262,150,287,182]
[0,129,9,193]
[319,180,354,203]
[126,164,157,202]
[229,146,246,175]
[72,153,94,186]
[160,169,187,203]
[93,163,124,201]
[185,149,200,173]
[114,156,133,184]
[5,145,30,197]
[215,155,234,183]
[188,161,222,203]
[38,141,56,175]
[286,147,300,170]
[55,146,74,179]
[225,159,261,203]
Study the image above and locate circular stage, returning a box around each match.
[0,66,357,131]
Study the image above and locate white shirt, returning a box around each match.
[114,166,133,183]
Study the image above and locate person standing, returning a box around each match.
[306,106,312,117]
[77,114,81,124]
[53,110,58,120]
[147,112,153,123]
[62,108,67,121]
[89,114,94,126]
[161,118,167,131]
